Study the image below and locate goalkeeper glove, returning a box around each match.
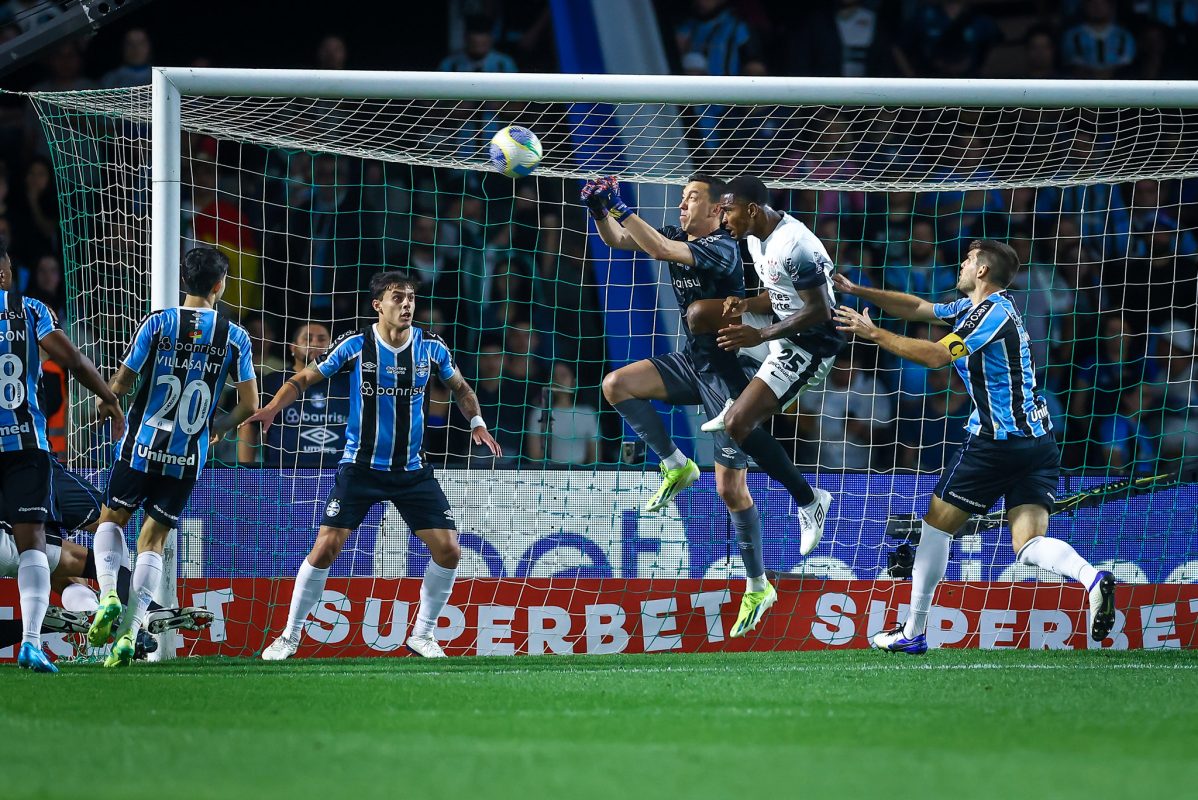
[581,179,608,220]
[593,175,633,222]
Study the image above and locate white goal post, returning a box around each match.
[23,67,1193,656]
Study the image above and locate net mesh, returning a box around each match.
[26,84,1198,655]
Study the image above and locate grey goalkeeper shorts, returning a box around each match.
[648,351,750,470]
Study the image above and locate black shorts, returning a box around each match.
[649,351,750,469]
[321,463,456,533]
[49,460,103,532]
[934,433,1061,514]
[105,460,198,527]
[0,448,53,524]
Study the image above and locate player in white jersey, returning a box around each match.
[702,176,845,543]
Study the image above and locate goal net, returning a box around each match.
[24,72,1198,657]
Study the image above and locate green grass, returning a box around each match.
[2,650,1196,800]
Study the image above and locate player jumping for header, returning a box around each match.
[585,174,831,638]
[833,240,1116,654]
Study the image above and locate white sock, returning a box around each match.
[117,551,162,640]
[61,583,100,613]
[283,559,330,640]
[904,521,952,639]
[18,549,51,647]
[661,449,687,470]
[746,575,768,592]
[412,561,456,639]
[93,522,128,597]
[1017,536,1099,589]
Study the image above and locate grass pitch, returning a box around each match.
[2,649,1195,800]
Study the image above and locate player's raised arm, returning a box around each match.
[718,285,834,350]
[832,272,944,324]
[240,365,323,435]
[833,305,954,369]
[582,177,641,253]
[38,328,124,437]
[443,368,502,456]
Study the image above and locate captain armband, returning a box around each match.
[937,332,970,361]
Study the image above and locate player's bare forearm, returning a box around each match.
[760,303,832,342]
[742,293,773,315]
[71,353,120,404]
[445,372,483,423]
[621,214,693,264]
[267,367,322,412]
[868,328,952,369]
[108,365,137,398]
[850,284,941,324]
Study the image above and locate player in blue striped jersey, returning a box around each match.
[88,247,259,667]
[833,240,1116,655]
[247,271,501,661]
[0,245,124,672]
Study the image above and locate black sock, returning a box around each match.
[741,427,816,507]
[0,619,21,649]
[82,548,97,580]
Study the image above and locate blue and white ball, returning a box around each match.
[489,125,543,178]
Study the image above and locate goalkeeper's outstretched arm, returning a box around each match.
[832,273,945,325]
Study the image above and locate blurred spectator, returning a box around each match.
[1092,388,1157,472]
[1021,24,1063,79]
[1129,1,1198,78]
[1036,136,1130,258]
[1151,319,1197,413]
[8,157,58,266]
[245,316,286,379]
[1062,0,1136,79]
[37,346,68,458]
[883,218,955,299]
[24,41,95,161]
[785,0,894,78]
[799,349,894,470]
[316,34,348,69]
[289,154,371,321]
[674,0,761,76]
[473,339,530,461]
[526,362,599,465]
[240,322,351,468]
[23,254,66,321]
[439,14,517,72]
[894,0,1001,79]
[101,28,153,88]
[896,367,970,472]
[0,164,8,224]
[185,147,261,317]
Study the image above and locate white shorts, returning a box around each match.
[0,530,63,578]
[754,340,836,407]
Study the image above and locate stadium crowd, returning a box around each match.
[0,0,1194,475]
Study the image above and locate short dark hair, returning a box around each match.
[181,246,229,296]
[686,173,726,203]
[0,243,8,263]
[969,239,1020,287]
[369,270,420,301]
[723,175,770,207]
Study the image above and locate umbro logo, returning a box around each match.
[812,506,825,525]
[361,362,376,370]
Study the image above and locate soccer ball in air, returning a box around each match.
[489,125,543,178]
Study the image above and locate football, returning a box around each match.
[489,125,543,178]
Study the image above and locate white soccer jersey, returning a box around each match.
[746,213,837,320]
[743,213,844,404]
